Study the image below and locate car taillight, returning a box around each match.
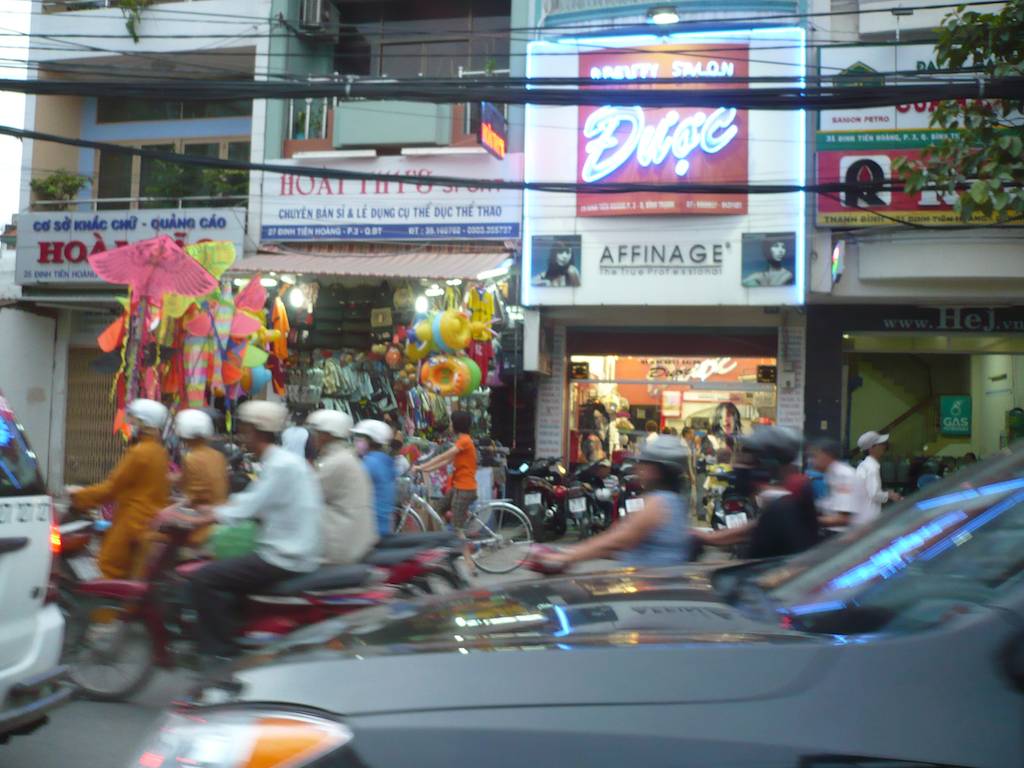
[553,485,568,500]
[50,502,62,555]
[723,499,746,513]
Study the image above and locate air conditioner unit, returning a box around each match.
[298,0,339,38]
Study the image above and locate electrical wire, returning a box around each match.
[2,74,1020,109]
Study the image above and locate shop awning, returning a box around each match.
[233,243,513,281]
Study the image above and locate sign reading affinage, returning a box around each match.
[576,44,749,217]
[15,208,246,286]
[260,154,522,242]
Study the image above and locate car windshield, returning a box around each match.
[757,443,1024,634]
[0,395,46,497]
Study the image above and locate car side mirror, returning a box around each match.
[1001,632,1024,692]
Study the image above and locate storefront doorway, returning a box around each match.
[843,333,1024,485]
[567,354,777,466]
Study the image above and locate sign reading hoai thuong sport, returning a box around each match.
[261,153,522,241]
[15,208,247,286]
[816,44,1024,226]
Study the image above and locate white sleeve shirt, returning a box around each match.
[216,445,323,572]
[855,455,887,524]
[823,461,859,516]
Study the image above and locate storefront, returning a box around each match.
[521,27,809,462]
[13,207,247,489]
[255,151,525,451]
[805,305,1024,472]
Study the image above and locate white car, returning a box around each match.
[0,393,70,742]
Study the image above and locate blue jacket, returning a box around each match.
[362,450,396,536]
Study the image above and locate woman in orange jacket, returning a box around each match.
[67,399,171,579]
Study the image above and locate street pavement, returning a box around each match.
[3,558,621,767]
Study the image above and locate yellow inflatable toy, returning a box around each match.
[421,356,472,396]
[433,310,472,353]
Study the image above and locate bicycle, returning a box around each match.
[393,478,533,574]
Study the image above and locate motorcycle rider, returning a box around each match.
[697,427,820,559]
[537,434,693,569]
[172,409,229,511]
[306,409,378,565]
[67,399,171,579]
[166,400,323,664]
[352,419,397,537]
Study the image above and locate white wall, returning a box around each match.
[0,307,57,484]
[971,354,1024,456]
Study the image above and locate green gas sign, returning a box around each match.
[940,395,972,437]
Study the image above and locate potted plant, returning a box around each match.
[30,169,90,211]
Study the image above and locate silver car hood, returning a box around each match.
[227,567,831,715]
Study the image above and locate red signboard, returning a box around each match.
[816,147,959,226]
[576,44,749,217]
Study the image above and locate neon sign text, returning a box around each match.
[588,60,737,81]
[581,106,739,183]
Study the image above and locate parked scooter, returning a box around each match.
[706,469,757,531]
[518,457,569,542]
[614,459,646,520]
[571,461,619,538]
[66,522,465,701]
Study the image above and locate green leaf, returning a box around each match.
[970,180,990,204]
[992,190,1009,211]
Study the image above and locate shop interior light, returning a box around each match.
[476,258,513,281]
[414,295,429,314]
[647,6,680,25]
[446,278,463,286]
[425,284,445,298]
[260,277,278,288]
[280,274,297,286]
[288,286,306,309]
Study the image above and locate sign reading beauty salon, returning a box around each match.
[577,44,749,216]
[523,28,806,307]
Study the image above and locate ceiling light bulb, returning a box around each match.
[288,287,305,309]
[414,295,429,314]
[260,277,278,288]
[648,6,680,24]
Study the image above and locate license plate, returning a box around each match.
[524,493,542,508]
[568,497,587,514]
[624,498,644,514]
[725,513,748,529]
[68,556,101,581]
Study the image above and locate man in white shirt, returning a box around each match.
[810,438,869,528]
[855,431,901,524]
[306,409,378,565]
[177,400,324,661]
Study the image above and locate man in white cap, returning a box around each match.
[855,431,901,523]
[172,400,324,663]
[306,410,378,564]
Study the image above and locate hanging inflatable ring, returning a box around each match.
[463,357,482,394]
[432,310,472,354]
[421,356,471,396]
[406,338,432,362]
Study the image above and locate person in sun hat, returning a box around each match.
[856,431,901,523]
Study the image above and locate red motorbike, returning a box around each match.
[66,526,464,701]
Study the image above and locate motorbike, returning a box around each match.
[614,460,646,521]
[66,523,465,702]
[706,469,757,531]
[518,457,569,542]
[570,462,620,539]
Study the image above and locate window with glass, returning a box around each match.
[0,402,45,497]
[567,355,778,466]
[95,139,250,209]
[96,98,251,124]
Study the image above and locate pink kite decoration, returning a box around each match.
[88,235,218,300]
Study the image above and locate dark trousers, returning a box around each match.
[189,553,294,657]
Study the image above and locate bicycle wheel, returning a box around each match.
[465,501,533,574]
[393,505,426,534]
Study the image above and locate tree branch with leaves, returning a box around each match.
[894,0,1024,222]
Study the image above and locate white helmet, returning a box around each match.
[306,410,354,440]
[126,399,169,430]
[237,400,288,434]
[638,434,689,472]
[351,419,393,447]
[174,409,214,440]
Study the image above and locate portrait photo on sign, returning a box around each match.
[741,232,796,288]
[531,235,582,287]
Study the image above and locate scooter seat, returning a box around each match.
[377,532,460,549]
[363,546,435,567]
[263,564,378,595]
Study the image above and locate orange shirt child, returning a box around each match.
[451,433,478,491]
